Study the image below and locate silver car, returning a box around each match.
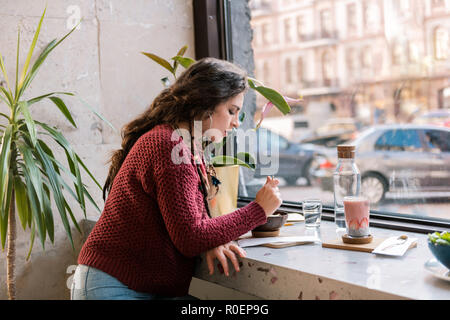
[312,124,450,204]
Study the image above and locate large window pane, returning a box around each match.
[248,0,450,221]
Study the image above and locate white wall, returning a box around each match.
[0,0,195,299]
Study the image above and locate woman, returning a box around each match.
[71,57,282,300]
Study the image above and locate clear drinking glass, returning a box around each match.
[303,199,322,228]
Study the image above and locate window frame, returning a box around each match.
[197,0,450,233]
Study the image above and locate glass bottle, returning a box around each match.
[333,145,361,231]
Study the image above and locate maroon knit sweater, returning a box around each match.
[78,123,267,296]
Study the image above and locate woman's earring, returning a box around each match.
[209,114,213,129]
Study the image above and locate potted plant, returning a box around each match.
[0,8,103,299]
[142,46,300,216]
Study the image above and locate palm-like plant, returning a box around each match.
[0,8,102,299]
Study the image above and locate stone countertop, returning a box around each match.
[193,220,450,300]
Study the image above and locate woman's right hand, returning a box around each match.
[254,176,282,216]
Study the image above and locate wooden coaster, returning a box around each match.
[251,230,280,238]
[342,234,373,244]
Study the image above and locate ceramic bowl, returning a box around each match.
[428,240,450,270]
[253,211,288,232]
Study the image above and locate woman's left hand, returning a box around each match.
[205,242,246,276]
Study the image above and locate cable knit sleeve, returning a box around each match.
[139,132,267,258]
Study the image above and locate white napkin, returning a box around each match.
[237,236,320,248]
[372,236,418,256]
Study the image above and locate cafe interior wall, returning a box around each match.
[0,0,195,299]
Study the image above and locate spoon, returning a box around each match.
[382,235,408,251]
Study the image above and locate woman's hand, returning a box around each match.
[254,176,282,216]
[206,242,246,276]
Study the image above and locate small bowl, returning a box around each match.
[428,240,450,270]
[253,211,289,232]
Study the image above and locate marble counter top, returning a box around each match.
[192,220,450,300]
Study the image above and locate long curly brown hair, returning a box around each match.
[103,58,248,213]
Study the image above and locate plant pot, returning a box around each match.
[209,165,239,218]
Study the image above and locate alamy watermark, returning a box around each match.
[170,121,281,176]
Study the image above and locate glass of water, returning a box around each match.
[303,199,322,228]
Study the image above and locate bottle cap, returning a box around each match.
[337,145,355,159]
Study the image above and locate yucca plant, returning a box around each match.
[142,45,301,169]
[0,8,102,299]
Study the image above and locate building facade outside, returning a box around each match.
[250,0,450,139]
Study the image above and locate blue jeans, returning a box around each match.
[71,264,197,300]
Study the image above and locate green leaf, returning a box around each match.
[0,202,8,250]
[0,86,13,107]
[26,220,36,261]
[35,142,73,247]
[248,78,291,115]
[27,92,74,106]
[14,176,29,231]
[17,6,46,92]
[171,56,196,69]
[75,153,102,190]
[172,45,188,73]
[41,183,54,243]
[0,52,12,93]
[14,27,20,97]
[0,174,13,249]
[0,125,13,211]
[19,162,46,250]
[18,101,37,146]
[48,96,77,128]
[211,155,255,169]
[141,52,174,76]
[35,122,86,216]
[18,20,79,99]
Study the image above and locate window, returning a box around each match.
[434,27,448,60]
[347,3,357,36]
[424,130,450,153]
[374,129,423,152]
[297,56,304,84]
[284,18,292,43]
[320,9,332,38]
[296,15,305,41]
[363,0,380,33]
[431,0,445,9]
[246,0,450,224]
[285,58,293,84]
[322,50,334,85]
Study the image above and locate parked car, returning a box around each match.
[311,124,450,204]
[252,128,322,185]
[412,109,450,128]
[299,118,365,147]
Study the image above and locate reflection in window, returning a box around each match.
[297,56,304,84]
[296,15,305,41]
[347,3,357,36]
[361,47,372,69]
[263,61,270,85]
[375,129,423,152]
[262,23,271,44]
[284,18,292,43]
[363,0,380,32]
[322,50,334,85]
[320,9,332,38]
[285,58,292,84]
[392,42,405,65]
[424,130,450,153]
[434,27,448,60]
